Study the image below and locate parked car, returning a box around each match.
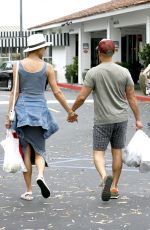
[0,60,49,91]
[0,61,15,91]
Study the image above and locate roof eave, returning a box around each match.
[29,3,150,31]
[72,3,150,23]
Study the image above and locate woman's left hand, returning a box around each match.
[67,112,78,123]
[5,116,12,129]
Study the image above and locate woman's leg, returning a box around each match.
[35,152,45,178]
[35,152,50,198]
[23,144,32,192]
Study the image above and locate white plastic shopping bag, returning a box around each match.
[0,129,27,173]
[122,129,150,172]
[146,79,150,96]
[139,132,150,173]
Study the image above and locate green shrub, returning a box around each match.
[65,57,78,83]
[138,43,150,94]
[139,43,150,68]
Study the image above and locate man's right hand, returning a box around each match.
[67,112,78,123]
[136,120,143,130]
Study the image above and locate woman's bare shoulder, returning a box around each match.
[46,63,54,71]
[45,62,53,67]
[21,58,44,72]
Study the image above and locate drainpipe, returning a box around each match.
[78,27,82,84]
[20,0,23,59]
[146,16,150,44]
[107,19,111,39]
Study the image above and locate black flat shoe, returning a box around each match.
[101,175,113,201]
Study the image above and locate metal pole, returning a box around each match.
[20,0,23,59]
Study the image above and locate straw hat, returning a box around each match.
[24,33,52,53]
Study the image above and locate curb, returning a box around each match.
[57,83,82,91]
[57,83,150,102]
[136,95,150,102]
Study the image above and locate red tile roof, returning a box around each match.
[29,0,150,29]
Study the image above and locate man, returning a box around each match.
[68,39,143,201]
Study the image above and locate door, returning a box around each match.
[121,34,142,83]
[91,38,100,67]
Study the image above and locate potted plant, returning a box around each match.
[65,57,78,83]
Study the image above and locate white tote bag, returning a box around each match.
[0,129,27,173]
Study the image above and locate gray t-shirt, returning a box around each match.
[84,62,134,125]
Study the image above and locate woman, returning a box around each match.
[143,64,150,77]
[142,64,150,126]
[5,33,77,201]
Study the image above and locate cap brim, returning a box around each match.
[24,41,52,53]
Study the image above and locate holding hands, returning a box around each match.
[67,111,78,123]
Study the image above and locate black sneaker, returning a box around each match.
[101,175,113,201]
[36,176,50,198]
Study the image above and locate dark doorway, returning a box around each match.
[91,38,100,67]
[121,34,142,83]
[75,34,78,57]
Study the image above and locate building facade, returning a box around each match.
[2,0,150,84]
[0,26,69,67]
[0,26,35,62]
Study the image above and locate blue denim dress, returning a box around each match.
[13,61,59,164]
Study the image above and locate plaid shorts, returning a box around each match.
[93,121,128,151]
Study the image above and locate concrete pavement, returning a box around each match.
[0,89,150,230]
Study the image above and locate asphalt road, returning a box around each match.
[0,88,150,230]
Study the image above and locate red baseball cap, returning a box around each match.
[98,39,115,56]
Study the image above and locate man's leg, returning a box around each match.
[93,150,106,186]
[93,150,113,201]
[93,124,113,201]
[111,148,122,188]
[110,121,127,199]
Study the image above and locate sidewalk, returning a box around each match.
[57,83,150,102]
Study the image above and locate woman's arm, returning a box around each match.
[5,62,20,128]
[47,64,78,121]
[143,64,150,76]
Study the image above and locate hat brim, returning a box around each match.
[24,41,52,53]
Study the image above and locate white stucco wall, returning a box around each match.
[52,47,67,82]
[107,18,121,62]
[84,18,106,32]
[51,34,77,83]
[45,5,150,83]
[66,34,76,65]
[78,26,91,84]
[113,10,149,28]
